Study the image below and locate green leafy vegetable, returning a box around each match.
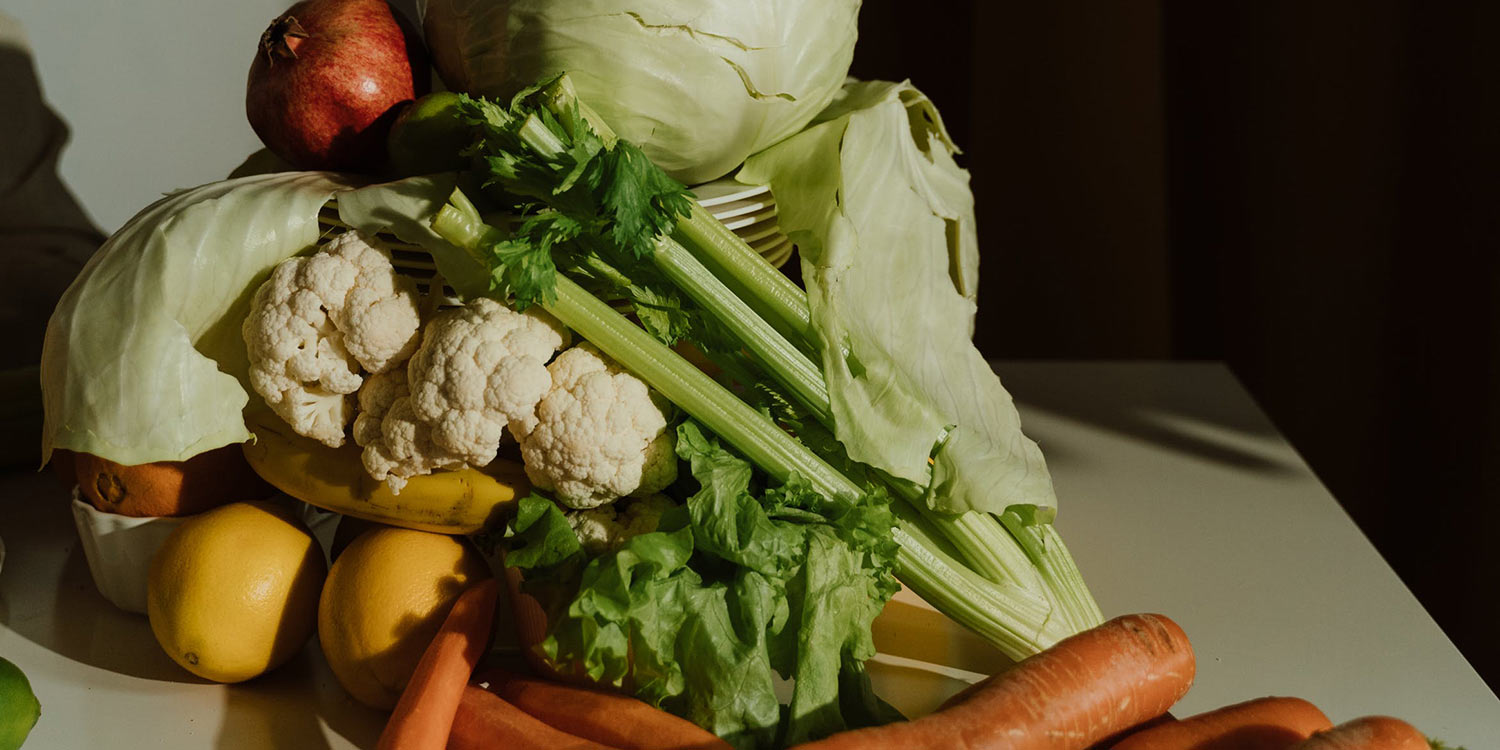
[431,73,1101,743]
[40,172,351,465]
[740,80,1053,515]
[40,174,509,466]
[509,421,900,749]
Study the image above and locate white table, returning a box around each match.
[3,362,1496,748]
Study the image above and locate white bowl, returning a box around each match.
[70,491,341,615]
[69,492,186,614]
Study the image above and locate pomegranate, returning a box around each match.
[246,0,428,171]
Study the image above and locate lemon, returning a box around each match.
[0,656,40,750]
[318,527,490,709]
[147,501,327,683]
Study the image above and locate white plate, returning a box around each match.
[690,179,770,207]
[719,204,779,232]
[730,214,781,243]
[749,231,790,253]
[706,194,777,222]
[762,239,795,267]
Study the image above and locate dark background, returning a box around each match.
[851,1,1498,690]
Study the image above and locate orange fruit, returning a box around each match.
[147,501,327,682]
[318,527,490,709]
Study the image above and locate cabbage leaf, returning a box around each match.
[39,173,481,466]
[40,173,351,465]
[421,0,861,184]
[738,81,1057,513]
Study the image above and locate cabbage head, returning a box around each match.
[421,0,861,184]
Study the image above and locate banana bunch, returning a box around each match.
[242,413,527,534]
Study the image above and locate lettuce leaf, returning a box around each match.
[737,81,1058,514]
[508,421,900,749]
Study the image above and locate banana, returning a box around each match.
[241,414,528,535]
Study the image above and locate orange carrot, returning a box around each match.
[789,613,1196,750]
[378,578,500,750]
[447,684,619,750]
[1289,716,1430,750]
[474,666,732,750]
[1110,696,1332,749]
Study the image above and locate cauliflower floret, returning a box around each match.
[515,343,677,509]
[404,297,570,468]
[243,231,421,447]
[566,494,676,555]
[323,232,424,373]
[352,368,407,447]
[355,368,469,493]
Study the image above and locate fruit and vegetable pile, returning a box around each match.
[27,1,1455,749]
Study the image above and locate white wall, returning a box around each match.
[7,0,305,232]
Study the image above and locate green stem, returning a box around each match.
[999,509,1105,631]
[674,202,817,355]
[434,200,1078,659]
[890,502,1065,659]
[650,236,830,425]
[546,273,861,504]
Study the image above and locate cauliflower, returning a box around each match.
[243,231,421,447]
[566,494,676,555]
[355,369,469,493]
[357,298,571,482]
[514,343,677,509]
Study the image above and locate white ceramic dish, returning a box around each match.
[690,179,768,207]
[720,205,779,231]
[69,493,187,614]
[70,492,340,615]
[749,231,789,253]
[705,194,776,221]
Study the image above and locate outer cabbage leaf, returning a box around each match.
[40,172,353,465]
[420,0,861,184]
[37,173,476,467]
[738,81,1057,513]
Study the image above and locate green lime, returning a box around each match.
[0,656,39,750]
[387,91,472,177]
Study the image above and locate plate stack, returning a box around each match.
[693,179,794,269]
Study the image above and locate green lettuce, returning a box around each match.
[738,81,1057,514]
[507,421,901,749]
[40,173,484,465]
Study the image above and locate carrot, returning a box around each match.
[1109,696,1332,749]
[1289,716,1430,750]
[1087,714,1176,750]
[378,578,501,750]
[789,613,1196,750]
[474,666,732,750]
[447,684,619,750]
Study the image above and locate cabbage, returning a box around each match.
[739,81,1057,514]
[420,0,861,184]
[39,173,472,466]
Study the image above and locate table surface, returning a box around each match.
[3,361,1496,748]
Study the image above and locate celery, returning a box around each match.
[439,75,1104,663]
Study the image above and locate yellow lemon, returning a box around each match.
[317,527,490,709]
[147,501,327,683]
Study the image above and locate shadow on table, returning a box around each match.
[215,641,383,750]
[0,497,202,684]
[995,361,1302,476]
